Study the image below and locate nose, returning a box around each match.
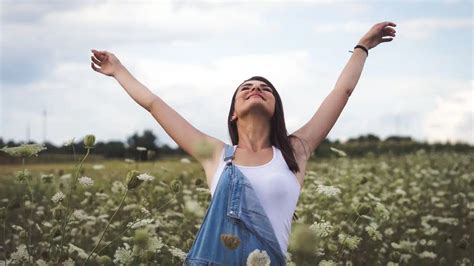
[251,86,263,93]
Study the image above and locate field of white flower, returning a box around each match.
[0,135,472,265]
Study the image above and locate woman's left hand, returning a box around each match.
[358,21,397,50]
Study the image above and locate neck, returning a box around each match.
[236,115,271,152]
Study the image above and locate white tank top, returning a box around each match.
[210,144,302,255]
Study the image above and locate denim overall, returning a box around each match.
[184,143,287,266]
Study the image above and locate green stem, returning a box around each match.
[22,158,35,264]
[83,189,129,265]
[336,215,360,261]
[57,148,90,260]
[72,144,76,162]
[96,195,176,256]
[95,220,132,255]
[3,208,8,266]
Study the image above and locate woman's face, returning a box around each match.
[231,80,276,122]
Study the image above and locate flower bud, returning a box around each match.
[170,180,182,194]
[98,255,113,265]
[357,203,372,216]
[133,228,150,250]
[84,134,96,148]
[53,204,66,221]
[220,234,240,250]
[195,178,203,186]
[126,170,143,190]
[19,230,28,241]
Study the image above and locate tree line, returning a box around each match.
[0,130,472,164]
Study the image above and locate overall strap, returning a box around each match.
[223,143,235,165]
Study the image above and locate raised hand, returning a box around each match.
[90,49,123,77]
[357,21,397,50]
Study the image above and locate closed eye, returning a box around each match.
[241,87,272,92]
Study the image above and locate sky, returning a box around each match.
[1,0,473,148]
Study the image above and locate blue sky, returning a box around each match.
[1,0,472,148]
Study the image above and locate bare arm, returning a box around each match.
[90,50,224,165]
[290,21,397,156]
[113,66,157,111]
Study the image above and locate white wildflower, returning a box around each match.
[418,251,437,259]
[68,243,88,259]
[338,233,361,250]
[73,209,89,221]
[36,259,48,266]
[78,176,94,187]
[246,249,271,266]
[316,185,341,197]
[185,199,204,217]
[310,219,333,237]
[63,258,75,266]
[168,246,188,261]
[113,243,133,264]
[365,222,383,241]
[137,173,155,182]
[92,164,105,170]
[95,192,109,200]
[52,192,66,204]
[180,158,191,164]
[11,225,24,231]
[127,218,154,229]
[0,143,47,158]
[148,236,164,252]
[390,240,417,252]
[400,254,412,263]
[10,244,29,262]
[140,207,151,216]
[374,202,390,221]
[60,173,72,180]
[436,217,458,226]
[329,147,347,157]
[319,260,337,266]
[124,158,135,164]
[111,181,126,194]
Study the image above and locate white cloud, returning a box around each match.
[1,50,315,147]
[423,84,473,144]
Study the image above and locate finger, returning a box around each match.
[385,21,396,27]
[91,62,102,73]
[380,37,394,42]
[91,49,106,60]
[382,30,396,37]
[91,55,102,66]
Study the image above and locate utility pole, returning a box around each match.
[26,123,30,143]
[43,109,47,143]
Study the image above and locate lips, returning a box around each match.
[247,93,264,100]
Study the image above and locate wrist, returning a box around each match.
[113,64,127,79]
[357,40,370,50]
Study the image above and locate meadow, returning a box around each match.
[0,137,472,265]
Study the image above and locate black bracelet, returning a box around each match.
[349,45,368,56]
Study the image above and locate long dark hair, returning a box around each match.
[227,76,301,174]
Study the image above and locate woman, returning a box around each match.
[91,21,396,265]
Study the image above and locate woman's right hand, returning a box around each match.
[90,49,123,77]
